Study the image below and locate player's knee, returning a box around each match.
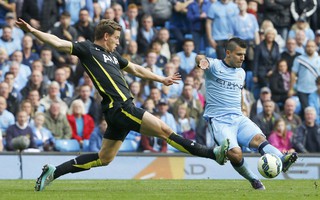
[98,152,115,166]
[250,134,267,148]
[227,147,243,163]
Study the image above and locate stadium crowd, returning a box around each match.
[0,0,320,153]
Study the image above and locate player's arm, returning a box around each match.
[123,61,181,86]
[15,18,72,53]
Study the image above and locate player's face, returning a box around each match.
[106,30,121,52]
[227,46,246,68]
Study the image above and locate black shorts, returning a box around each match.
[103,99,145,141]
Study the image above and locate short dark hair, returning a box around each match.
[226,37,247,52]
[94,19,122,40]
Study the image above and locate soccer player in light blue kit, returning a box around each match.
[196,37,298,190]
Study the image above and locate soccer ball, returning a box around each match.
[257,153,283,178]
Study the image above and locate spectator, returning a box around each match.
[175,103,196,140]
[10,50,32,80]
[92,1,103,26]
[0,12,24,43]
[162,62,184,104]
[142,98,156,114]
[62,0,94,25]
[140,51,163,90]
[269,118,295,153]
[231,0,259,88]
[150,39,167,69]
[31,59,50,85]
[280,38,301,72]
[130,81,145,108]
[137,14,158,56]
[50,11,78,64]
[157,27,175,61]
[74,84,101,124]
[3,71,22,102]
[288,16,315,41]
[112,3,127,32]
[126,40,144,65]
[250,87,280,119]
[308,76,320,125]
[89,117,107,152]
[0,48,9,78]
[0,95,14,135]
[290,0,317,23]
[0,80,19,115]
[0,25,22,56]
[269,59,291,109]
[316,30,320,54]
[19,99,35,125]
[206,0,239,59]
[21,34,40,68]
[170,54,187,81]
[169,0,192,52]
[0,1,15,27]
[39,81,69,115]
[173,83,203,123]
[292,106,320,153]
[294,29,307,55]
[252,100,281,138]
[176,39,197,74]
[5,110,37,151]
[263,0,292,40]
[289,40,320,117]
[67,99,95,146]
[187,0,211,54]
[253,27,280,94]
[40,47,57,81]
[281,98,302,133]
[124,3,139,41]
[157,98,177,133]
[43,101,72,140]
[54,67,74,104]
[27,89,45,113]
[20,70,47,100]
[21,0,58,32]
[31,112,55,151]
[73,8,95,42]
[141,0,172,27]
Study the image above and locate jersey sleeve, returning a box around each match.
[113,51,129,69]
[71,41,90,57]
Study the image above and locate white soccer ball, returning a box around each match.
[257,153,283,178]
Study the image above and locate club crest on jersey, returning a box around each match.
[103,54,119,65]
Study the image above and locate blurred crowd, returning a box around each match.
[0,0,320,153]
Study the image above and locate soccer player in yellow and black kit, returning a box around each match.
[16,18,230,191]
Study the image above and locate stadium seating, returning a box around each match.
[54,139,80,152]
[82,139,90,152]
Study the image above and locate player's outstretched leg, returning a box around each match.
[167,133,229,165]
[258,141,298,172]
[281,152,298,173]
[34,153,103,191]
[251,179,266,190]
[35,164,56,191]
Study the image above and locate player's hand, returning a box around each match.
[162,72,181,86]
[198,58,209,70]
[15,18,35,32]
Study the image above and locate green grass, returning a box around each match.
[0,180,319,200]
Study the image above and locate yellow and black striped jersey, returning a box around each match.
[71,40,132,110]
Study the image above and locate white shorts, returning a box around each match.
[208,114,265,150]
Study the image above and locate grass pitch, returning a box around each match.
[0,179,319,200]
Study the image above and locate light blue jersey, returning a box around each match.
[231,13,259,40]
[203,58,245,118]
[207,1,239,40]
[204,58,264,149]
